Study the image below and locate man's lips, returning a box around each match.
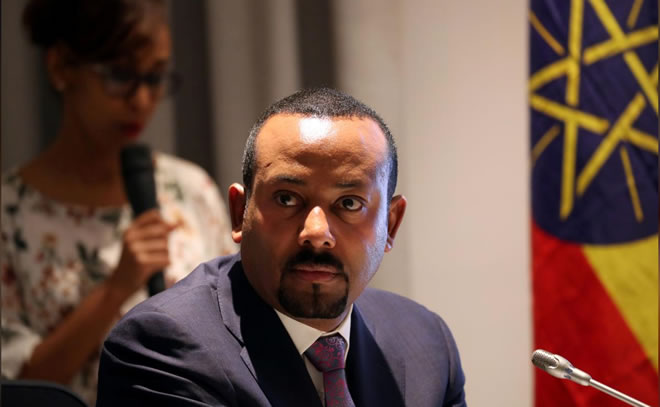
[289,264,341,283]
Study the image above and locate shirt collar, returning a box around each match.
[275,305,353,357]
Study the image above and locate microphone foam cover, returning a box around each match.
[120,144,157,215]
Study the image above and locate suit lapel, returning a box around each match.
[346,305,406,406]
[218,259,322,407]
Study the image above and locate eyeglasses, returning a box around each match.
[88,64,182,99]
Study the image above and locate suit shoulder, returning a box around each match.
[357,288,438,318]
[123,254,238,318]
[106,254,241,362]
[356,288,455,340]
[355,288,466,403]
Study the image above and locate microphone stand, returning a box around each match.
[532,349,652,407]
[589,379,651,407]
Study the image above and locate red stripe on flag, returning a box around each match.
[532,222,658,407]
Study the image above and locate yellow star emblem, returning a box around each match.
[529,0,658,222]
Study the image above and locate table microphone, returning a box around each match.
[120,144,165,296]
[532,349,651,407]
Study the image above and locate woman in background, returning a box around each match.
[0,0,235,403]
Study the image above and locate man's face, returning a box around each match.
[230,114,405,330]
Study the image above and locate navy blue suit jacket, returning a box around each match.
[96,254,466,406]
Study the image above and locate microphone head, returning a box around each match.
[532,349,591,386]
[120,144,154,174]
[120,144,158,216]
[532,349,559,370]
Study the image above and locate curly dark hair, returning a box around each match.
[23,0,166,63]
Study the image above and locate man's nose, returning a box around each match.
[298,206,336,249]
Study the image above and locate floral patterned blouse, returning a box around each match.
[0,153,236,405]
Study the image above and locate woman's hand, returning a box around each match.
[107,209,179,298]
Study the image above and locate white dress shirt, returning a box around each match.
[275,306,353,405]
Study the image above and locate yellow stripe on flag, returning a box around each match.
[529,10,566,55]
[627,0,644,29]
[583,235,659,371]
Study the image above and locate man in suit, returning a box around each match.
[96,88,466,406]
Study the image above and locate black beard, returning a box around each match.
[277,249,349,319]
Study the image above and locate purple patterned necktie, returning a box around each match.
[304,334,356,407]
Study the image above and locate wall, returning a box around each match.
[402,1,531,404]
[330,1,532,405]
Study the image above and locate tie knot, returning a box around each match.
[304,334,347,372]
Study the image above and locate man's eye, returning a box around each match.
[275,193,299,207]
[339,197,363,211]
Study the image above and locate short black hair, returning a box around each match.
[242,88,398,200]
[23,0,166,63]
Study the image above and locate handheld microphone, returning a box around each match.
[120,144,165,296]
[532,349,651,407]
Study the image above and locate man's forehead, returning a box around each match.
[255,114,387,156]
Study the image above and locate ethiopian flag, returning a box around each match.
[530,0,658,406]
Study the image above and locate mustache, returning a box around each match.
[284,249,345,274]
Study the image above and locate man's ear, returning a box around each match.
[385,195,407,252]
[228,183,247,243]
